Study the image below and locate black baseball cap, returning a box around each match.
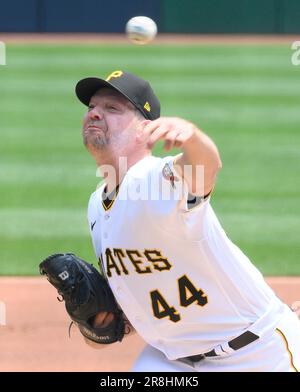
[75,70,160,120]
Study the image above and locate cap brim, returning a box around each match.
[75,78,116,106]
[75,77,138,110]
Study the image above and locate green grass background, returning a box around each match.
[0,43,299,275]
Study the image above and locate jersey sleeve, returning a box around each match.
[160,154,213,213]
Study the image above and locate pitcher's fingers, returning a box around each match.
[147,126,169,148]
[92,312,113,327]
[173,132,190,144]
[163,130,180,151]
[174,139,184,149]
[141,119,162,138]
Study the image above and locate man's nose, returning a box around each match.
[88,107,103,120]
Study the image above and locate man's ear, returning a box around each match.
[136,120,151,142]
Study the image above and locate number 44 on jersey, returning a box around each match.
[150,275,208,323]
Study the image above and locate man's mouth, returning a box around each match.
[86,124,107,134]
[87,125,103,130]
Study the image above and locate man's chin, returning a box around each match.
[84,136,108,149]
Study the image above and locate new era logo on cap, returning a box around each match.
[75,70,160,120]
[144,102,151,112]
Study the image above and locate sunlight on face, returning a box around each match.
[82,88,142,151]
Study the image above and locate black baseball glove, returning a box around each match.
[39,253,125,344]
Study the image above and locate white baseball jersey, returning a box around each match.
[87,155,283,360]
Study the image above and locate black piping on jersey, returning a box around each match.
[172,155,212,211]
[187,191,212,210]
[102,184,120,211]
[101,183,211,211]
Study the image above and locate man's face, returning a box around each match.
[82,87,141,151]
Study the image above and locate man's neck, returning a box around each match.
[95,151,151,194]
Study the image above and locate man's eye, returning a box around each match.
[88,105,95,111]
[107,105,118,111]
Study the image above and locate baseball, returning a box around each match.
[125,16,157,45]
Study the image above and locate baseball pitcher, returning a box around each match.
[40,70,300,372]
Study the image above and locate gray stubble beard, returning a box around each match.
[83,132,109,149]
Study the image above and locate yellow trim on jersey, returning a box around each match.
[113,248,129,275]
[144,249,172,271]
[276,328,298,372]
[150,288,181,323]
[102,185,120,211]
[172,154,181,167]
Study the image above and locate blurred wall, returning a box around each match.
[0,0,161,32]
[0,0,299,33]
[162,0,300,33]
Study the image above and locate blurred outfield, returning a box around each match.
[0,43,299,275]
